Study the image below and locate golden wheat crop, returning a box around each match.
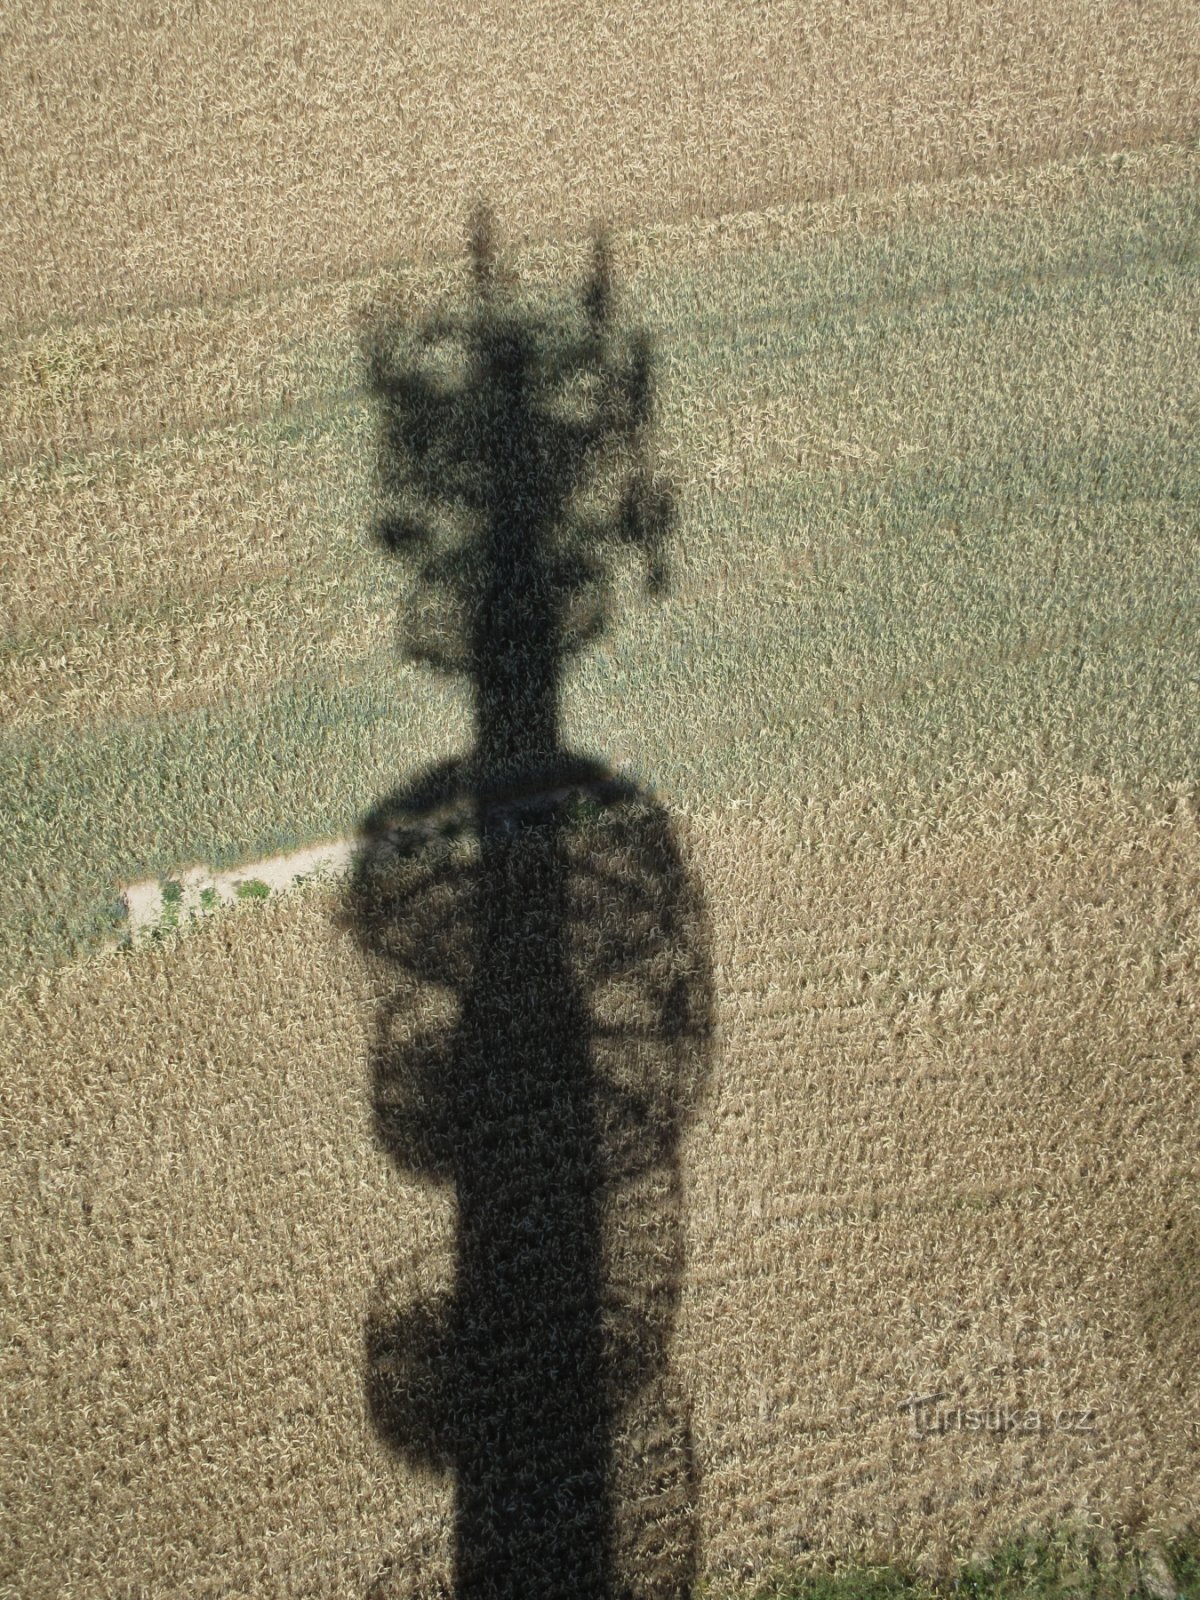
[2,0,1197,331]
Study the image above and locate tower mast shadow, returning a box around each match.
[341,204,715,1600]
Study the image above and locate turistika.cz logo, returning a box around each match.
[898,1392,1098,1438]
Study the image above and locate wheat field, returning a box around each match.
[2,4,1199,1597]
[4,0,1197,332]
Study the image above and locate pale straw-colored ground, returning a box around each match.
[2,775,1196,1596]
[2,0,1197,332]
[2,2,1197,1592]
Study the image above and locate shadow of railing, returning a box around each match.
[339,205,715,1600]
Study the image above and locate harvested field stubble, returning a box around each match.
[1,41,1198,1588]
[1,777,1196,1595]
[1,0,1198,328]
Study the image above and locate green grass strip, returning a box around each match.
[700,1524,1199,1600]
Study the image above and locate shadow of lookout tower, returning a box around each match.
[341,202,715,1600]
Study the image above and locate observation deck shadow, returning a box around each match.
[338,206,716,1599]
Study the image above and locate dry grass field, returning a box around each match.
[3,0,1197,331]
[3,3,1199,1597]
[3,781,1198,1598]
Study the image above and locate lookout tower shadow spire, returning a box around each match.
[345,204,715,1600]
[364,199,672,791]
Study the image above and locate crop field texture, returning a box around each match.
[2,5,1199,1598]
